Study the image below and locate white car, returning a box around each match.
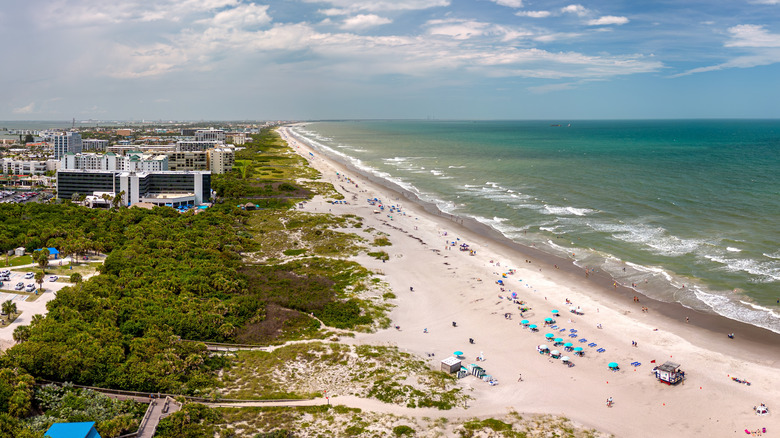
[15,282,25,290]
[24,272,34,279]
[25,284,35,292]
[48,275,58,282]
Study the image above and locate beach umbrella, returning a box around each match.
[608,362,619,369]
[564,342,573,348]
[554,338,563,343]
[551,309,559,314]
[561,356,570,362]
[521,319,529,325]
[454,351,464,357]
[539,344,548,350]
[545,333,554,339]
[573,347,583,352]
[551,350,561,356]
[529,324,537,329]
[544,317,553,322]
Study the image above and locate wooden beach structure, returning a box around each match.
[654,361,685,385]
[440,356,462,373]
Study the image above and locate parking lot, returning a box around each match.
[0,267,77,346]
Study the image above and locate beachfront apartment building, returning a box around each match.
[176,140,223,152]
[82,139,109,151]
[1,158,59,175]
[61,152,168,172]
[195,128,226,142]
[51,132,83,159]
[166,151,208,171]
[207,148,235,174]
[56,169,211,206]
[227,133,246,145]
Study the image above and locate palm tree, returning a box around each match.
[2,299,17,316]
[34,271,45,293]
[12,325,30,343]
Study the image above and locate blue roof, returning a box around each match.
[46,422,102,438]
[34,247,60,255]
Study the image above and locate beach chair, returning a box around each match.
[570,329,577,332]
[588,343,597,347]
[597,348,606,353]
[559,328,566,332]
[550,325,558,329]
[579,338,587,343]
[569,334,577,338]
[631,362,641,367]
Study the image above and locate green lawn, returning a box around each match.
[2,255,33,267]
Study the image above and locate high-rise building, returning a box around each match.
[56,170,211,206]
[207,148,235,174]
[82,139,109,151]
[51,132,83,159]
[195,128,226,142]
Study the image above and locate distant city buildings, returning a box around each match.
[51,132,82,159]
[195,128,225,142]
[82,139,108,151]
[61,151,168,172]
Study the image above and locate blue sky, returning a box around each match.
[2,0,780,120]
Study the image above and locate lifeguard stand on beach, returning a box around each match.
[654,361,685,385]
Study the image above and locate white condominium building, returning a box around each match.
[51,132,82,159]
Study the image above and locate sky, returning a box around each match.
[2,0,780,120]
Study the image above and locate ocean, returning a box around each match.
[288,120,780,334]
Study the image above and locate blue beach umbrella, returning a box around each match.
[551,309,559,314]
[573,347,583,352]
[545,333,554,339]
[564,342,573,348]
[608,362,619,369]
[521,320,530,325]
[529,324,538,329]
[454,351,464,357]
[544,317,553,322]
[554,338,563,343]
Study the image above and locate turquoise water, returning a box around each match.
[290,120,780,333]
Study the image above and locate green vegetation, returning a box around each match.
[393,425,415,436]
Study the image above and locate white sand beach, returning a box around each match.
[280,126,780,437]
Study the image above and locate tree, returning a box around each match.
[112,190,126,209]
[34,271,45,292]
[34,248,50,272]
[1,300,16,317]
[24,134,33,144]
[70,272,82,283]
[12,325,30,343]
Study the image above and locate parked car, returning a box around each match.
[24,272,34,279]
[15,282,24,290]
[48,275,58,282]
[25,284,35,292]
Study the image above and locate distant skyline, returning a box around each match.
[2,0,780,120]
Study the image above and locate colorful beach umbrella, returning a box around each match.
[561,356,571,362]
[539,344,548,350]
[521,319,530,325]
[608,362,619,369]
[454,351,464,356]
[551,309,559,314]
[529,324,537,329]
[564,342,573,348]
[545,333,554,338]
[544,317,553,322]
[551,350,561,356]
[554,338,563,343]
[573,347,583,352]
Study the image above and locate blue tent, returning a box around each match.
[46,422,102,438]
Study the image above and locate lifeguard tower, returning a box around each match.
[654,361,684,385]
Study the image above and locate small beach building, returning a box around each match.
[654,361,684,385]
[45,421,102,438]
[14,247,25,257]
[441,356,462,373]
[34,247,60,259]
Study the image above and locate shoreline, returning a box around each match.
[281,125,780,437]
[285,125,780,357]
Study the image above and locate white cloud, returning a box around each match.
[561,4,589,16]
[303,0,449,12]
[674,24,780,77]
[207,4,271,28]
[588,16,629,26]
[12,103,36,114]
[426,18,492,40]
[725,24,780,47]
[516,10,551,18]
[750,0,780,3]
[341,14,392,30]
[534,32,581,42]
[491,0,523,7]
